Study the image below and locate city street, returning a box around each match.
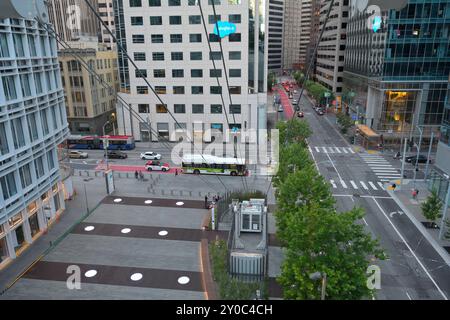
[278,82,450,300]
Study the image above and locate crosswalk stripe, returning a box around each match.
[377,176,402,179]
[368,182,378,190]
[340,180,348,189]
[377,182,385,190]
[315,147,320,152]
[350,180,358,189]
[328,147,335,153]
[372,169,398,172]
[343,148,348,154]
[348,148,355,154]
[360,181,369,190]
[322,147,328,153]
[330,179,337,188]
[335,147,341,153]
[369,164,395,167]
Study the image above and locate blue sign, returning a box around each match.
[213,21,237,38]
[352,114,358,121]
[372,16,382,33]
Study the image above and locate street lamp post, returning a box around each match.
[103,120,111,170]
[412,126,423,190]
[309,271,327,300]
[425,132,434,180]
[83,183,89,214]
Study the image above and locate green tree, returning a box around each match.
[293,71,305,86]
[421,189,443,227]
[276,119,312,146]
[274,143,314,187]
[336,112,354,134]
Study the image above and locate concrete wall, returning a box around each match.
[435,141,450,176]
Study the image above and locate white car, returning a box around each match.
[140,151,161,160]
[68,150,88,159]
[145,161,170,172]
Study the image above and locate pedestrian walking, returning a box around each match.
[412,189,417,200]
[134,171,138,179]
[139,171,144,181]
[204,195,208,209]
[175,169,178,176]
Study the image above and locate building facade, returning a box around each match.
[47,0,100,48]
[59,47,119,135]
[99,0,117,50]
[315,0,349,94]
[0,17,70,267]
[267,0,284,73]
[298,0,312,70]
[114,0,268,143]
[282,0,302,70]
[305,0,320,75]
[343,0,450,145]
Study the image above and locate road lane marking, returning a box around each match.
[326,153,343,181]
[348,148,355,154]
[322,147,328,153]
[377,182,385,190]
[360,181,369,190]
[342,148,348,154]
[335,147,341,153]
[308,146,312,153]
[328,147,335,153]
[372,197,448,300]
[368,182,378,190]
[405,291,412,300]
[362,218,369,226]
[315,147,320,152]
[350,180,358,189]
[330,180,337,188]
[340,180,348,189]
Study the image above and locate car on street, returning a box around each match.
[294,90,298,94]
[292,99,298,105]
[297,111,304,118]
[315,108,325,115]
[278,105,283,112]
[289,94,293,99]
[140,151,162,160]
[105,151,127,159]
[68,150,88,159]
[405,155,431,164]
[145,160,170,172]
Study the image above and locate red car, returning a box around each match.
[297,111,304,118]
[145,160,170,172]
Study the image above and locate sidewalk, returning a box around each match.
[388,180,450,265]
[0,176,107,294]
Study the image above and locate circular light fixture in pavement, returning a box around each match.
[121,228,131,234]
[178,276,190,285]
[130,273,143,281]
[158,230,168,236]
[84,226,95,232]
[84,270,98,278]
[145,200,153,204]
[176,201,184,206]
[114,198,123,203]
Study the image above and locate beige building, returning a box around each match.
[315,0,349,94]
[98,0,116,50]
[59,47,119,135]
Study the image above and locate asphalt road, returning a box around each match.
[280,82,450,300]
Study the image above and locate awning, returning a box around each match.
[357,125,379,138]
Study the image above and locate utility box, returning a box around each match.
[240,199,265,233]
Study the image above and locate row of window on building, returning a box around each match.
[137,103,242,114]
[133,50,241,61]
[135,85,242,94]
[0,31,55,59]
[135,68,241,78]
[131,14,241,26]
[131,33,241,44]
[129,0,240,7]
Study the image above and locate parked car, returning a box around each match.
[140,151,162,160]
[294,90,298,94]
[405,155,431,164]
[145,161,170,172]
[297,111,304,118]
[105,151,127,159]
[278,105,283,112]
[69,150,88,159]
[292,99,298,105]
[316,108,325,115]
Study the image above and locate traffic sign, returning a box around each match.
[352,114,358,121]
[324,92,331,98]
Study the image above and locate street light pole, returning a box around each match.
[83,183,89,214]
[103,120,110,170]
[400,138,408,189]
[425,132,434,180]
[321,273,327,300]
[413,126,423,190]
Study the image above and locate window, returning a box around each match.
[191,69,203,77]
[169,16,182,25]
[170,34,183,43]
[13,34,24,57]
[175,123,187,130]
[155,86,166,94]
[130,0,142,6]
[229,51,241,60]
[137,86,148,94]
[27,113,39,142]
[190,34,202,43]
[152,52,164,61]
[19,164,32,189]
[210,51,222,60]
[211,105,222,114]
[171,52,183,61]
[172,69,184,77]
[138,104,150,113]
[156,104,167,113]
[131,16,143,25]
[229,14,241,23]
[0,122,9,155]
[173,86,185,94]
[11,117,25,148]
[209,34,220,42]
[40,110,49,136]
[229,33,241,42]
[208,0,221,4]
[47,150,55,170]
[148,0,160,6]
[150,16,162,25]
[209,15,221,24]
[190,52,202,60]
[153,69,165,78]
[189,15,201,24]
[20,74,31,98]
[188,0,199,5]
[210,86,222,94]
[191,86,203,94]
[230,104,241,114]
[229,69,241,77]
[174,104,186,113]
[34,73,42,94]
[51,106,58,129]
[28,35,37,56]
[151,34,163,43]
[211,123,223,132]
[0,33,9,58]
[192,104,204,113]
[132,34,145,43]
[34,156,45,179]
[2,76,17,101]
[210,69,222,77]
[0,172,17,200]
[134,52,146,61]
[135,69,147,78]
[169,0,180,5]
[230,86,241,94]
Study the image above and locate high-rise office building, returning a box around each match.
[114,0,268,143]
[298,0,312,70]
[0,17,70,267]
[282,0,302,70]
[343,0,450,146]
[47,0,100,48]
[305,0,320,74]
[315,0,349,93]
[99,0,117,50]
[267,0,284,73]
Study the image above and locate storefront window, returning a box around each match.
[0,237,8,263]
[380,91,416,132]
[54,193,60,212]
[29,213,40,238]
[27,201,37,215]
[52,183,58,193]
[13,225,26,253]
[8,212,22,228]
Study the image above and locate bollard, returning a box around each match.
[189,191,192,197]
[171,190,174,196]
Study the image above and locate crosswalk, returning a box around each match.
[360,153,401,182]
[308,146,355,154]
[330,179,386,191]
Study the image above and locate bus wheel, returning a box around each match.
[231,171,237,176]
[194,169,200,175]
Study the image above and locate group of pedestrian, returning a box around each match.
[204,194,221,209]
[134,170,144,181]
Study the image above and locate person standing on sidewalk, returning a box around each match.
[139,171,144,181]
[204,195,208,209]
[134,171,139,180]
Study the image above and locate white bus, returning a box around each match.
[181,154,248,176]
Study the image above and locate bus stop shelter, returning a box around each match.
[356,125,380,150]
